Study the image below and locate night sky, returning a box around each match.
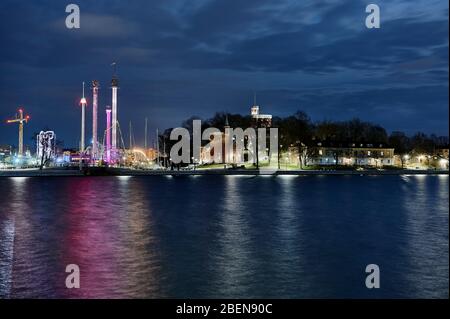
[0,0,448,149]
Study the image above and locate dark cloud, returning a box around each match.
[0,0,448,148]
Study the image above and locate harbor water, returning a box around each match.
[0,175,448,298]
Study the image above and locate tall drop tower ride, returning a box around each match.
[106,106,112,163]
[92,80,99,160]
[80,82,87,153]
[111,63,119,154]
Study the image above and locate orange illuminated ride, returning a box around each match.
[7,108,30,156]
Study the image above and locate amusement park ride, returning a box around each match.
[3,64,156,170]
[6,108,30,157]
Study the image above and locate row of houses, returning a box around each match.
[302,142,395,167]
[286,142,448,168]
[200,138,402,167]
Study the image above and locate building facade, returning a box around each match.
[0,145,12,166]
[307,142,395,167]
[251,105,272,128]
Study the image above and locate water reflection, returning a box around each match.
[6,177,59,298]
[60,177,163,298]
[115,177,164,297]
[0,177,163,298]
[0,178,19,297]
[60,178,122,298]
[400,175,449,298]
[0,213,14,298]
[211,176,254,298]
[271,176,305,296]
[0,175,447,298]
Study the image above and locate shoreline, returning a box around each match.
[0,167,448,177]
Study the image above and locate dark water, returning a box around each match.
[0,175,448,299]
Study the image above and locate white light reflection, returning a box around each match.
[9,176,29,183]
[117,176,132,181]
[214,175,253,297]
[0,218,15,298]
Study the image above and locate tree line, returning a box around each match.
[158,110,449,165]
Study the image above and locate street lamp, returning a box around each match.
[278,144,282,170]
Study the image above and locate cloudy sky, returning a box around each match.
[0,0,448,148]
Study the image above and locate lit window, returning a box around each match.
[367,151,371,156]
[319,149,323,155]
[381,151,384,156]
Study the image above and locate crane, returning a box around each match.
[7,108,30,157]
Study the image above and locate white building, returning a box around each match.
[308,142,395,167]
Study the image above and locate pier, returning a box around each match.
[0,167,448,178]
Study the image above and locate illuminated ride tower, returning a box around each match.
[92,80,99,161]
[106,106,112,163]
[111,69,119,161]
[6,108,30,157]
[80,82,87,154]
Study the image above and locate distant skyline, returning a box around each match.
[0,0,448,148]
